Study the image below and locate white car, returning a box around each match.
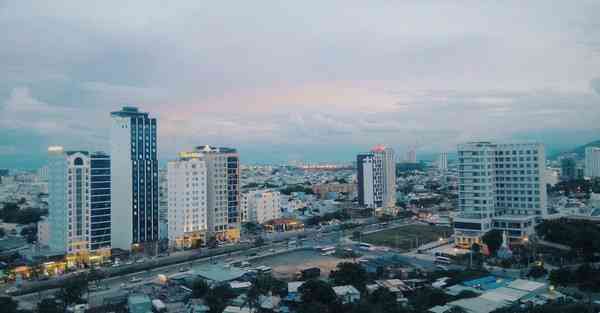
[5,287,18,294]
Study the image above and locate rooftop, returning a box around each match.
[192,263,247,282]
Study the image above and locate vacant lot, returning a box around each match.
[362,224,452,251]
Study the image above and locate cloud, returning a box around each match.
[0,1,599,165]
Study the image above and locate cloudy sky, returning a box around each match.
[1,1,599,167]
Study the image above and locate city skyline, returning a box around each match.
[1,1,600,168]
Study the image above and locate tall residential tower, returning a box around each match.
[357,145,396,211]
[110,106,159,251]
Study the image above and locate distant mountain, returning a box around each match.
[552,139,600,160]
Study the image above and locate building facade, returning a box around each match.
[454,142,546,248]
[437,152,448,172]
[167,154,208,248]
[241,190,281,224]
[560,157,577,181]
[181,146,240,241]
[357,145,396,210]
[585,147,600,178]
[110,106,159,251]
[47,147,111,254]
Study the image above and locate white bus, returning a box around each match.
[255,266,272,274]
[434,256,452,265]
[320,246,336,253]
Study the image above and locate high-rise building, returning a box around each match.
[37,165,49,182]
[167,153,208,248]
[158,168,169,241]
[454,142,547,248]
[182,146,240,241]
[585,147,600,178]
[560,157,577,181]
[437,152,448,172]
[406,149,417,163]
[241,190,281,224]
[47,146,111,254]
[357,145,396,210]
[110,106,159,251]
[0,169,9,177]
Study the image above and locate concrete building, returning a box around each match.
[179,146,240,241]
[37,217,50,247]
[560,157,577,181]
[357,145,396,210]
[241,190,281,224]
[47,147,111,253]
[158,168,169,240]
[110,106,159,251]
[454,142,546,248]
[167,153,208,248]
[437,152,448,172]
[585,147,600,178]
[37,166,49,182]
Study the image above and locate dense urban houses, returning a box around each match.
[167,152,208,249]
[47,146,111,259]
[110,106,159,252]
[585,146,600,178]
[357,145,396,212]
[454,142,547,248]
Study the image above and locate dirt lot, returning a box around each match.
[362,224,452,251]
[254,249,349,280]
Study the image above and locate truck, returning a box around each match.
[299,267,321,280]
[152,299,167,313]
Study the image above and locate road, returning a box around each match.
[9,218,425,309]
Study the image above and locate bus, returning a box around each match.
[320,246,336,253]
[255,266,272,274]
[434,256,452,265]
[358,243,372,250]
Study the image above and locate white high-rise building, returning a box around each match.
[585,147,600,178]
[437,152,448,172]
[167,153,208,248]
[180,146,240,241]
[110,106,159,251]
[357,145,396,210]
[37,165,49,182]
[454,142,547,248]
[47,147,111,254]
[241,190,281,224]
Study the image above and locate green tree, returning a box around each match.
[37,298,62,313]
[205,285,235,313]
[206,236,218,249]
[0,227,5,238]
[254,236,266,247]
[242,222,262,235]
[192,279,210,298]
[298,279,337,306]
[0,297,18,313]
[527,265,547,279]
[482,230,503,256]
[549,267,572,287]
[329,262,368,291]
[55,274,88,306]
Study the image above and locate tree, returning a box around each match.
[330,262,368,291]
[482,230,502,256]
[298,279,337,306]
[243,222,262,235]
[0,227,5,238]
[549,267,572,287]
[527,265,547,279]
[254,236,266,247]
[192,279,210,298]
[447,306,468,313]
[56,274,88,306]
[205,285,235,313]
[37,298,63,313]
[206,236,218,249]
[0,297,18,313]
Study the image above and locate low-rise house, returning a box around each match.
[333,285,361,304]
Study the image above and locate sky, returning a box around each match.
[1,1,600,168]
